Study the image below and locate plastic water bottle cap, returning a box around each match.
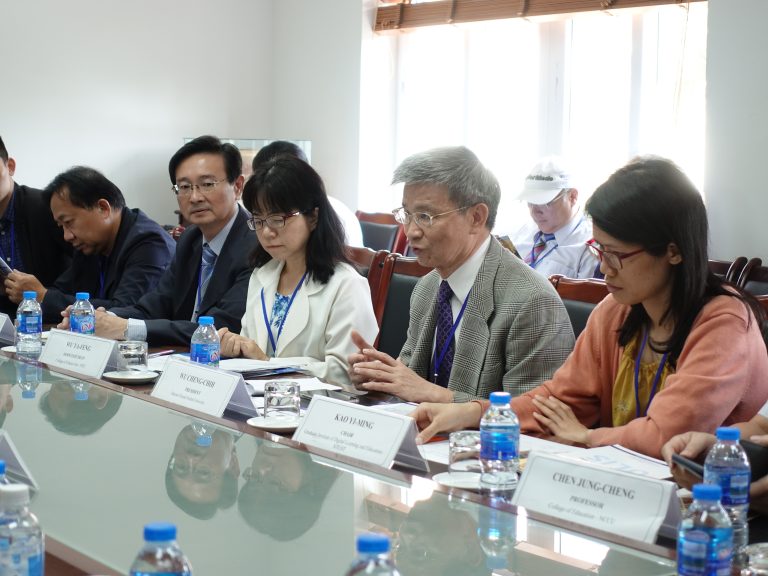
[21,390,35,399]
[0,460,5,475]
[74,391,89,401]
[0,484,30,506]
[198,316,214,326]
[692,483,722,501]
[143,522,177,542]
[75,292,90,300]
[489,391,511,405]
[356,533,390,554]
[195,434,213,448]
[715,427,740,441]
[22,291,36,300]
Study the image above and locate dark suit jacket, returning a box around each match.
[41,208,175,322]
[110,206,256,346]
[399,237,575,401]
[0,183,72,317]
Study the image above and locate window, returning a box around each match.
[359,4,707,235]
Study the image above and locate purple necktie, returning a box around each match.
[433,280,455,387]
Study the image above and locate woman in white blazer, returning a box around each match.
[218,156,378,385]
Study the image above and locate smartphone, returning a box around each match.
[672,453,704,479]
[300,389,361,403]
[0,257,12,277]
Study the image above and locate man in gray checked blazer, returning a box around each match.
[349,146,574,402]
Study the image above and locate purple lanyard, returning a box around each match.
[432,289,471,383]
[261,272,308,355]
[633,330,668,418]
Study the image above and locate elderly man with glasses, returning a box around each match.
[348,146,574,402]
[510,157,598,279]
[86,135,257,345]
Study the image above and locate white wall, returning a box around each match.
[1,0,274,224]
[705,0,768,261]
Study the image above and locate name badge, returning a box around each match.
[39,329,118,378]
[293,395,428,473]
[0,314,14,344]
[512,452,680,543]
[152,358,244,417]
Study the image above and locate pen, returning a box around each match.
[148,349,175,359]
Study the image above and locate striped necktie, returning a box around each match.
[525,231,555,265]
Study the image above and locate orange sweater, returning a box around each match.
[508,294,768,458]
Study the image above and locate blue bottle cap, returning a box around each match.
[75,292,90,301]
[195,434,213,448]
[198,316,214,326]
[74,391,89,401]
[692,483,722,501]
[356,533,390,554]
[143,522,177,542]
[0,460,5,475]
[716,427,740,441]
[489,392,511,405]
[21,390,35,400]
[22,291,36,300]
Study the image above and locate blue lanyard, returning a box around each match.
[261,272,308,355]
[633,330,668,418]
[529,244,557,268]
[432,288,471,383]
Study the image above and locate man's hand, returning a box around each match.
[5,271,45,304]
[412,402,484,444]
[218,327,267,360]
[531,395,590,445]
[88,308,128,340]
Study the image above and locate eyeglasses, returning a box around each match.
[391,206,469,228]
[248,211,304,231]
[586,239,645,270]
[528,189,567,209]
[172,179,228,196]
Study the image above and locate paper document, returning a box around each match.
[559,445,671,480]
[418,440,450,465]
[147,353,189,372]
[244,377,340,396]
[219,358,307,378]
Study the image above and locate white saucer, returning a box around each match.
[102,370,159,384]
[246,415,302,432]
[1,346,15,353]
[432,471,482,490]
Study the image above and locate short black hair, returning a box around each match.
[243,156,348,284]
[168,135,242,185]
[44,166,126,210]
[252,141,307,171]
[39,388,123,436]
[0,136,7,163]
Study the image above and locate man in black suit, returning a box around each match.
[8,166,175,322]
[91,135,256,345]
[0,136,71,317]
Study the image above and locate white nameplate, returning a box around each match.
[39,329,118,377]
[151,358,241,417]
[512,452,680,543]
[293,395,429,473]
[0,314,14,344]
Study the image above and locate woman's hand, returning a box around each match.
[218,328,267,360]
[661,431,716,491]
[531,395,589,445]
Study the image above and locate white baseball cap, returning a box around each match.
[518,157,574,205]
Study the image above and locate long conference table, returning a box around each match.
[0,352,677,575]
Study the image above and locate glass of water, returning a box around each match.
[263,381,301,420]
[118,341,148,371]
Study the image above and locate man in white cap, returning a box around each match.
[511,157,598,279]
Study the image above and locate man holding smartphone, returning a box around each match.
[0,136,72,317]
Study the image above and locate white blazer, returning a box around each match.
[241,259,378,385]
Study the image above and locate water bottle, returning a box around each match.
[190,316,219,368]
[478,496,516,571]
[704,427,750,567]
[344,533,401,576]
[15,291,41,358]
[129,522,192,576]
[677,483,733,576]
[480,391,520,494]
[0,484,44,576]
[70,292,95,335]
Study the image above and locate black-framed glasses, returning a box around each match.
[248,211,304,231]
[172,179,228,196]
[391,206,469,228]
[586,239,645,270]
